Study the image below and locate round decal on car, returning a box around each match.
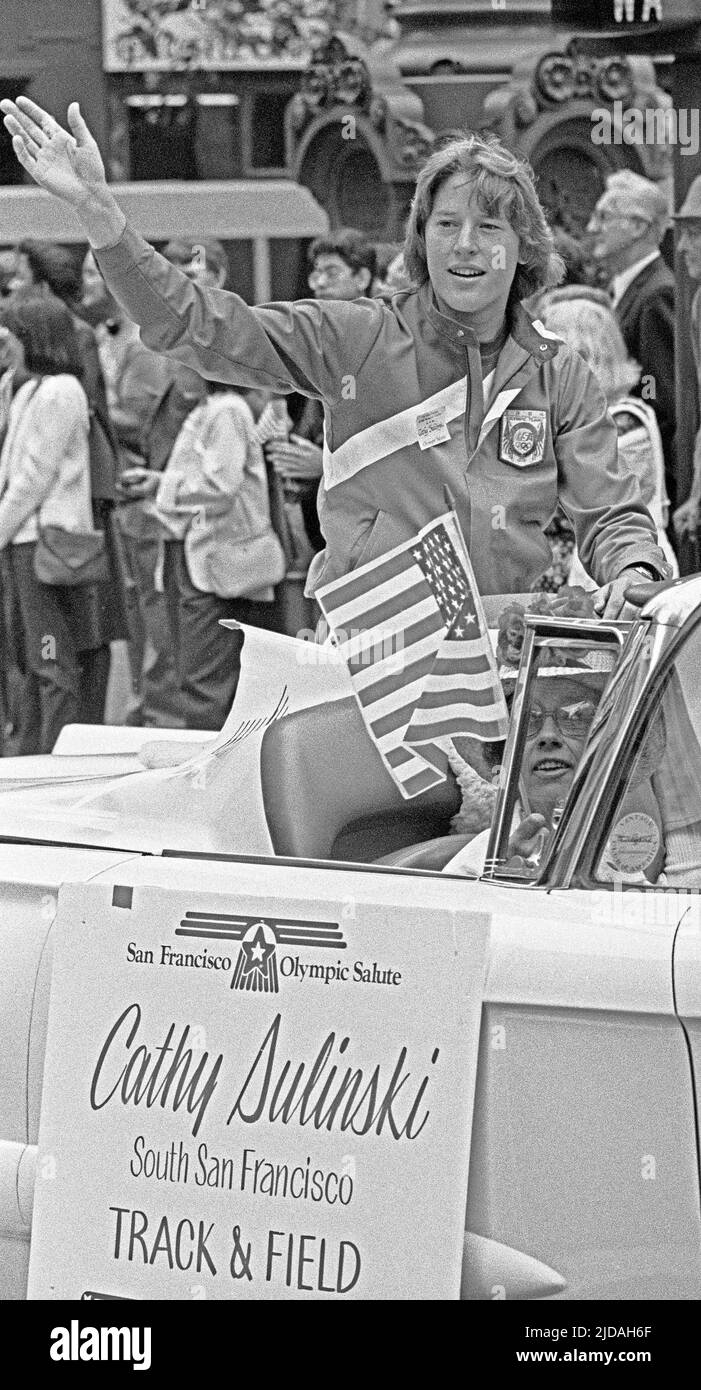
[606,812,661,874]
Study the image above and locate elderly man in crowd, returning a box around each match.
[588,169,676,512]
[0,95,672,623]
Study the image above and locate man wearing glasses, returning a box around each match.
[307,229,377,301]
[588,170,676,512]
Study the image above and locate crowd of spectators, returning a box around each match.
[0,227,403,751]
[0,154,697,754]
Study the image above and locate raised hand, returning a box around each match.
[505,812,548,868]
[0,97,106,206]
[0,96,125,248]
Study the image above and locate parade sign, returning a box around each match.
[28,858,489,1300]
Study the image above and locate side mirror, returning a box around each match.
[624,578,678,609]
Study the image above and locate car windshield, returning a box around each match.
[485,634,623,880]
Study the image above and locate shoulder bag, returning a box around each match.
[34,523,109,587]
[27,381,110,587]
[204,526,286,600]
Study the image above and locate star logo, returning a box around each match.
[241,924,275,979]
[231,921,279,993]
[175,911,347,996]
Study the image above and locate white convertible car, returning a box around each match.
[2,578,701,1300]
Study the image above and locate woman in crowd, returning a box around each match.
[0,295,112,751]
[5,240,128,651]
[147,380,285,731]
[535,286,678,590]
[8,239,121,499]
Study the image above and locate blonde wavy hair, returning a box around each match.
[403,132,565,302]
[539,290,641,400]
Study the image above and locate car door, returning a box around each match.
[462,616,701,1301]
[659,619,701,1274]
[463,881,698,1300]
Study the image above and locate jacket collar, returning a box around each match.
[418,282,561,363]
[510,302,562,362]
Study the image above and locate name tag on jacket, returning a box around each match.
[416,404,451,450]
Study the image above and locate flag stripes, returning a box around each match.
[327,564,422,631]
[321,543,422,612]
[317,510,507,799]
[342,604,442,672]
[354,650,438,707]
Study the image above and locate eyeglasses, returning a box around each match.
[591,211,628,225]
[308,266,351,286]
[526,699,598,740]
[590,210,651,230]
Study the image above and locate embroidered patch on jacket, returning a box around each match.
[498,409,547,466]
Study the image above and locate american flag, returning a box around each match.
[316,511,509,798]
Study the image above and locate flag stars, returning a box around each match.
[413,523,479,628]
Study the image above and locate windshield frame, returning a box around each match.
[482,615,632,885]
[570,606,701,893]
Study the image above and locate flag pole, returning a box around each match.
[442,485,471,573]
[443,484,457,514]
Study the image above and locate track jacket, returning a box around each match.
[96,226,670,596]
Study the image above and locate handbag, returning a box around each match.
[204,527,287,599]
[14,376,111,587]
[33,524,110,587]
